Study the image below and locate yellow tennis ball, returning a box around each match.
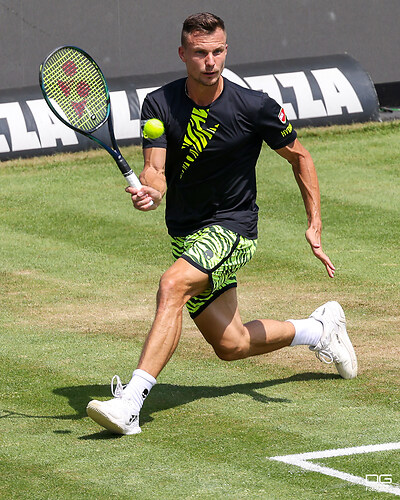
[143,118,165,139]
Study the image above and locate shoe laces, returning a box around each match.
[310,328,342,364]
[313,349,334,364]
[111,375,126,398]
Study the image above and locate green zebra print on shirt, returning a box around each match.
[180,107,219,179]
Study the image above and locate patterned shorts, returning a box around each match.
[170,225,257,318]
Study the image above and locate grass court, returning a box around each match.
[1,120,399,498]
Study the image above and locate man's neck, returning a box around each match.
[185,77,224,107]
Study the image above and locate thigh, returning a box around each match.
[171,226,257,319]
[193,287,246,350]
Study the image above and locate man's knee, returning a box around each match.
[157,271,187,309]
[212,338,248,361]
[158,271,180,295]
[157,260,209,308]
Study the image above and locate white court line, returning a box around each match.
[269,442,400,496]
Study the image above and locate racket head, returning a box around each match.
[39,46,110,134]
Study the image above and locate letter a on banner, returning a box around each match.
[312,68,363,115]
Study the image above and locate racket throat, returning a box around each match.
[115,154,133,177]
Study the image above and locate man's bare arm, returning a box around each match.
[276,138,335,278]
[126,147,167,211]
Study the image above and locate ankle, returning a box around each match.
[287,318,323,347]
[123,369,156,411]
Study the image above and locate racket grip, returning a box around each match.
[115,155,154,206]
[125,171,143,189]
[115,155,141,188]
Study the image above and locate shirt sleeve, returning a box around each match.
[255,94,297,150]
[141,94,168,149]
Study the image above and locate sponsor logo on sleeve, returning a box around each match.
[278,107,287,124]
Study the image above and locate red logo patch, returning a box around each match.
[62,60,77,77]
[278,108,287,124]
[76,81,90,98]
[71,100,87,117]
[57,80,71,96]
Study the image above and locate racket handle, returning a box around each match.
[125,171,143,189]
[115,155,141,188]
[115,155,154,206]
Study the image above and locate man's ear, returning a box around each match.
[178,46,186,63]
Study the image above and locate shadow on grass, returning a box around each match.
[0,372,338,439]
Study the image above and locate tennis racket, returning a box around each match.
[39,45,145,192]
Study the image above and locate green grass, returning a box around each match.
[1,121,399,499]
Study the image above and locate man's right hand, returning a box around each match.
[125,185,162,211]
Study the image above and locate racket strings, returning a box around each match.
[41,47,108,133]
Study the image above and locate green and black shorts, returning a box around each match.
[170,225,257,318]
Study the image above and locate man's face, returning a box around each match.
[179,28,227,88]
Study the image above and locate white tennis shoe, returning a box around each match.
[86,376,141,435]
[309,301,358,379]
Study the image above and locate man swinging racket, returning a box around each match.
[86,12,357,435]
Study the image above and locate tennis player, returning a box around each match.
[87,12,357,435]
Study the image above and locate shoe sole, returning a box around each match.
[86,401,142,435]
[331,302,358,379]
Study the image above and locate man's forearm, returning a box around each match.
[291,148,321,228]
[139,166,166,196]
[277,139,322,227]
[140,147,167,196]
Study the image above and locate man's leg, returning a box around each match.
[136,258,210,378]
[86,257,210,434]
[194,288,357,380]
[193,287,296,360]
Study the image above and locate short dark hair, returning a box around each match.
[181,12,225,46]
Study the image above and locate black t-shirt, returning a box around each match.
[141,77,297,239]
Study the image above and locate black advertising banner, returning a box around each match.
[0,54,379,160]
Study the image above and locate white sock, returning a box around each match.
[287,318,323,347]
[123,369,156,412]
